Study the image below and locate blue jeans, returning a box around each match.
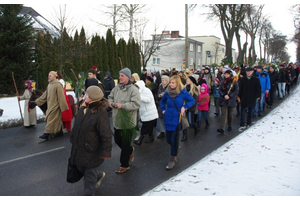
[166,130,180,156]
[187,110,197,129]
[197,110,208,122]
[240,107,253,125]
[252,92,265,115]
[278,82,286,98]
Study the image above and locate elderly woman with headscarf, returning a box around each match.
[18,80,37,127]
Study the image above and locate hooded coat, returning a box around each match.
[35,79,69,134]
[197,83,210,111]
[135,80,158,122]
[70,99,112,168]
[19,88,37,126]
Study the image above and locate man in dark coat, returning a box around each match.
[102,71,115,98]
[238,67,261,127]
[266,65,279,108]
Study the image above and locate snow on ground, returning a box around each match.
[143,86,300,196]
[1,88,300,196]
[0,91,76,128]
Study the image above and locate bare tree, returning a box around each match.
[241,4,265,64]
[207,4,247,64]
[258,20,273,63]
[122,4,147,40]
[92,4,126,37]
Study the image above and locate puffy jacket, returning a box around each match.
[197,83,210,111]
[135,80,158,122]
[161,87,195,131]
[212,83,220,98]
[255,71,270,92]
[70,99,112,168]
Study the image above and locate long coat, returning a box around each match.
[19,89,37,126]
[161,87,195,131]
[35,79,69,134]
[70,99,112,168]
[238,75,261,108]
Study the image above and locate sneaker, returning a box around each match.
[129,147,135,162]
[166,157,176,170]
[95,172,106,188]
[115,166,130,174]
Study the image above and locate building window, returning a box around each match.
[198,59,201,66]
[190,43,193,51]
[198,45,201,53]
[190,58,193,66]
[153,57,160,65]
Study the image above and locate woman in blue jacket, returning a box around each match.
[160,75,195,170]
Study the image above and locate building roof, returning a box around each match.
[20,6,60,38]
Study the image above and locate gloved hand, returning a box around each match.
[29,101,37,109]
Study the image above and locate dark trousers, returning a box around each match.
[141,119,157,136]
[77,165,103,196]
[166,130,180,157]
[240,106,253,125]
[114,128,134,168]
[214,97,220,115]
[220,102,234,129]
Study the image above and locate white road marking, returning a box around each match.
[0,146,65,166]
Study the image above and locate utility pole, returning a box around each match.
[185,4,189,69]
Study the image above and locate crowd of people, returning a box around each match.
[13,62,300,195]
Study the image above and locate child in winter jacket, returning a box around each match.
[212,78,221,116]
[197,83,210,130]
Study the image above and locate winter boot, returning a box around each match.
[181,129,187,141]
[205,120,210,129]
[145,135,154,143]
[166,156,176,170]
[193,124,198,136]
[134,135,144,145]
[39,133,50,140]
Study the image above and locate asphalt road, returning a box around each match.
[0,93,287,196]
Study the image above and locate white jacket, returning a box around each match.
[135,80,158,122]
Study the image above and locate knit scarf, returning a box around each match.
[221,77,231,93]
[166,86,180,98]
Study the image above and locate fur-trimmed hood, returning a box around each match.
[81,98,109,114]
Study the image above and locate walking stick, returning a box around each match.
[12,72,24,125]
[119,57,124,69]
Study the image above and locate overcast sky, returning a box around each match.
[19,1,299,62]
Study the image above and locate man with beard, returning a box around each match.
[33,71,69,140]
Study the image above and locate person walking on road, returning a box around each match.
[32,71,69,140]
[133,80,158,145]
[197,83,210,131]
[217,70,239,135]
[160,75,194,170]
[70,86,112,196]
[108,68,141,174]
[18,80,37,127]
[156,75,169,139]
[238,67,261,128]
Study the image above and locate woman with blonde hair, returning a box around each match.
[181,76,199,141]
[131,73,140,84]
[160,75,194,170]
[156,75,170,139]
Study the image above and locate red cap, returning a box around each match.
[92,66,97,70]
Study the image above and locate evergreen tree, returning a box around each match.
[0,4,35,94]
[106,29,119,78]
[100,36,109,78]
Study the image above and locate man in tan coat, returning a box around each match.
[35,71,69,140]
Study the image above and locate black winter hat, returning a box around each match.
[188,76,198,86]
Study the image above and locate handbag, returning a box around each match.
[67,158,84,183]
[171,98,189,130]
